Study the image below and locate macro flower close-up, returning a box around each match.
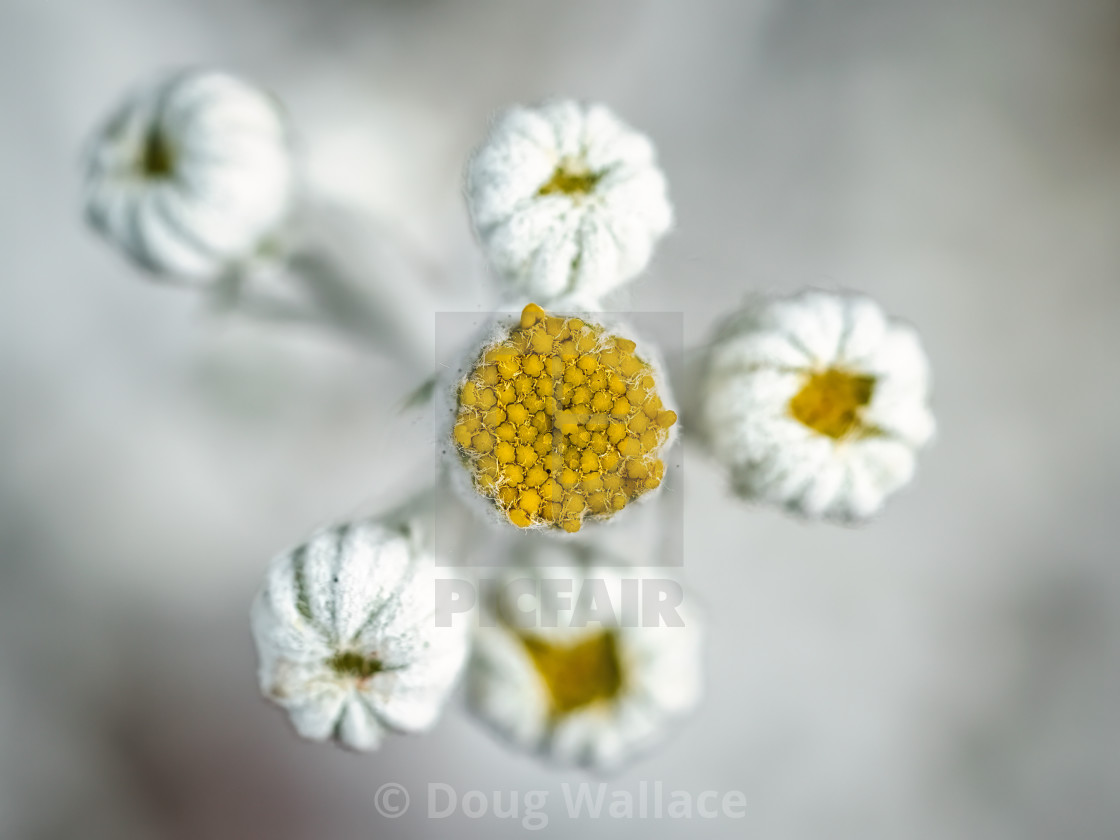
[466,99,672,306]
[7,2,1120,838]
[250,520,469,752]
[83,68,295,281]
[467,560,703,771]
[444,302,678,533]
[700,290,935,522]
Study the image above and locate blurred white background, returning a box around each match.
[2,0,1120,837]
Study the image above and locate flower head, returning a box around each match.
[84,68,295,280]
[466,100,672,305]
[700,290,935,521]
[445,303,678,533]
[467,560,703,770]
[250,521,469,751]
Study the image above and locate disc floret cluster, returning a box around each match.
[452,303,677,532]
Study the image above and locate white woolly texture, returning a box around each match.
[84,68,296,281]
[467,560,703,771]
[701,290,936,522]
[250,521,469,752]
[466,100,673,307]
[436,306,680,535]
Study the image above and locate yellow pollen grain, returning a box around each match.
[523,355,544,377]
[519,490,541,514]
[460,382,478,406]
[494,441,516,464]
[453,421,473,448]
[520,303,546,328]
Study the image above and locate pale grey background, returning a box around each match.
[2,0,1119,838]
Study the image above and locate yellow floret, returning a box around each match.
[454,303,676,532]
[521,303,546,328]
[519,490,541,515]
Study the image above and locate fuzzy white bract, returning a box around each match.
[84,68,295,280]
[466,100,672,306]
[250,521,469,751]
[467,561,702,770]
[701,290,935,521]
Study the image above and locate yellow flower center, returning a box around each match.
[538,158,600,197]
[788,368,876,439]
[328,650,382,680]
[452,303,677,532]
[140,127,175,178]
[522,631,623,717]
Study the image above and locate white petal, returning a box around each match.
[619,625,703,717]
[859,322,931,385]
[584,110,655,172]
[837,294,888,366]
[361,667,452,733]
[707,329,811,374]
[850,437,917,500]
[467,626,551,750]
[765,291,847,367]
[250,583,330,671]
[536,99,584,158]
[825,455,886,521]
[790,457,847,517]
[481,196,574,278]
[335,695,387,751]
[547,706,621,768]
[704,369,808,469]
[571,209,624,299]
[598,166,672,238]
[866,385,936,448]
[525,216,583,298]
[282,676,348,741]
[493,106,560,153]
[739,433,834,508]
[467,140,556,230]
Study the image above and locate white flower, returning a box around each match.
[250,521,469,751]
[467,560,703,770]
[700,290,936,521]
[466,100,672,306]
[84,68,295,281]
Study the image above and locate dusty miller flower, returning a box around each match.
[84,68,295,281]
[467,560,702,770]
[251,521,469,751]
[700,290,935,521]
[466,99,672,305]
[438,302,679,534]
